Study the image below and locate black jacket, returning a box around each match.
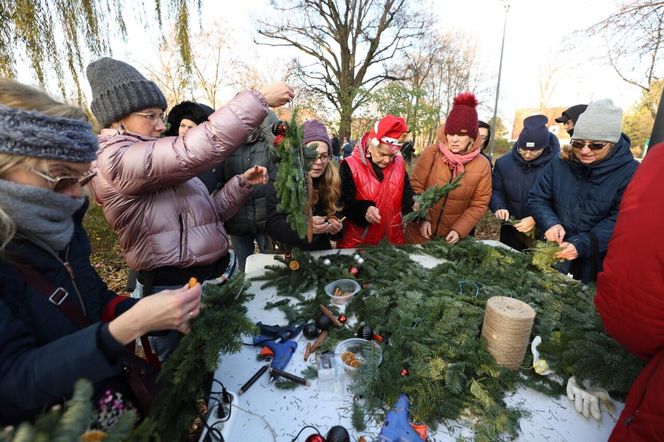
[0,202,134,424]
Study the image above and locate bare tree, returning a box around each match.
[590,1,663,116]
[142,21,244,109]
[256,0,432,138]
[536,62,560,112]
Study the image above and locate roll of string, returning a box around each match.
[480,296,536,369]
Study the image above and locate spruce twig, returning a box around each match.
[403,173,465,225]
[273,110,317,240]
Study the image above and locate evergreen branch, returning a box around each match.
[403,173,465,225]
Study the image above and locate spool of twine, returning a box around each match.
[481,296,536,369]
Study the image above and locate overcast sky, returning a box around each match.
[114,0,641,127]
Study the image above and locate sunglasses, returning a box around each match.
[25,166,97,192]
[570,140,610,150]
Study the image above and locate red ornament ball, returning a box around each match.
[400,368,410,377]
[305,434,325,442]
[350,267,359,275]
[338,314,347,324]
[285,252,293,260]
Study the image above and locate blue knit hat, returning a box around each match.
[0,105,98,162]
[516,115,550,150]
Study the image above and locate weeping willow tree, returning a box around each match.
[1,0,198,104]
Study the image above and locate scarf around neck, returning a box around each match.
[0,179,85,251]
[438,141,481,177]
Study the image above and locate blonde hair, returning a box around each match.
[0,78,87,252]
[311,161,341,216]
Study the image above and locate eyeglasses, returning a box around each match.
[314,153,331,163]
[517,147,544,156]
[570,140,610,150]
[25,166,97,192]
[134,112,167,125]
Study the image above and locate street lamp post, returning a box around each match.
[489,0,511,160]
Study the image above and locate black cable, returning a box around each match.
[211,378,233,404]
[291,425,322,441]
[197,397,224,442]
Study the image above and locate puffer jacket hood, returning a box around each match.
[567,133,633,183]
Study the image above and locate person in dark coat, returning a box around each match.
[400,140,414,164]
[331,133,340,160]
[478,120,492,165]
[215,111,280,271]
[491,114,560,251]
[554,104,587,137]
[528,99,638,283]
[164,101,220,193]
[266,120,342,251]
[0,79,201,425]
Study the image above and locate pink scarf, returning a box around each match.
[438,141,480,177]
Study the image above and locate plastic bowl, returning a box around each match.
[334,338,383,374]
[324,279,361,305]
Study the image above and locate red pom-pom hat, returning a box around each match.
[444,92,479,139]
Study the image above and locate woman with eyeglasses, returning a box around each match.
[337,115,415,248]
[490,114,560,251]
[86,57,293,361]
[0,79,201,425]
[407,92,492,245]
[266,120,342,251]
[528,99,638,283]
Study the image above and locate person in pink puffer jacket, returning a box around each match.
[86,57,293,360]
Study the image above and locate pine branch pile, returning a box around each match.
[151,274,255,438]
[252,240,644,440]
[273,111,318,241]
[402,173,465,225]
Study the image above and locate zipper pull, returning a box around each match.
[64,261,75,280]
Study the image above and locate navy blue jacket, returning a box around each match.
[0,202,135,424]
[490,132,560,219]
[528,134,638,283]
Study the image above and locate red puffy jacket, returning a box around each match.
[337,138,405,248]
[595,143,664,441]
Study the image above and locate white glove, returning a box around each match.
[566,376,615,421]
[530,336,553,375]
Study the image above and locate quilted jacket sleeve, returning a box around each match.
[528,161,562,231]
[97,91,268,196]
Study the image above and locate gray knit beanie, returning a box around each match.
[0,105,98,162]
[302,120,332,154]
[86,57,167,128]
[572,99,622,143]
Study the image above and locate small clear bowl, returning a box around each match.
[334,338,383,374]
[324,279,361,305]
